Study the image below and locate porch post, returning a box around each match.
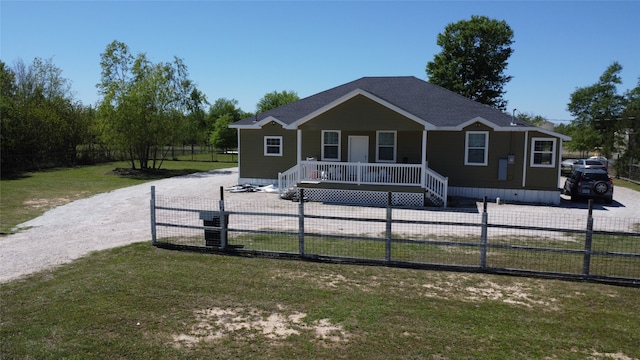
[297,129,302,164]
[421,129,427,187]
[557,139,563,186]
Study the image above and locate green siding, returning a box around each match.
[301,130,423,163]
[299,95,424,131]
[238,123,297,180]
[427,126,561,191]
[299,95,424,163]
[525,131,563,190]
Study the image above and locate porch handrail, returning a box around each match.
[424,166,448,207]
[299,160,423,186]
[278,165,299,194]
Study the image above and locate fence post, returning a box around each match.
[150,186,157,245]
[583,200,594,277]
[385,192,393,262]
[298,188,305,256]
[480,196,488,268]
[219,186,227,251]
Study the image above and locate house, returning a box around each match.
[229,76,571,207]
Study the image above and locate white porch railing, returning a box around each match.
[300,161,423,186]
[278,160,448,207]
[278,165,300,194]
[423,167,448,207]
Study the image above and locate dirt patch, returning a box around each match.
[23,197,74,209]
[589,350,636,360]
[271,269,560,310]
[172,305,349,348]
[415,274,558,310]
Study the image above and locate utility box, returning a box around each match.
[199,211,228,247]
[498,158,508,181]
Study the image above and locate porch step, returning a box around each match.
[424,190,445,207]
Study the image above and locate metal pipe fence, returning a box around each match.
[150,186,640,286]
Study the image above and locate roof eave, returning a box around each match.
[436,116,572,140]
[229,115,287,129]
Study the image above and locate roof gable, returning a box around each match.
[288,88,436,130]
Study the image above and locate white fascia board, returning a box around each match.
[437,116,497,131]
[286,89,436,130]
[229,116,287,129]
[516,127,572,141]
[492,125,572,141]
[437,116,572,141]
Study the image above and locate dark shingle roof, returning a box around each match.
[232,76,528,128]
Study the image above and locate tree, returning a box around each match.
[614,79,640,177]
[0,61,18,170]
[183,87,209,156]
[561,123,602,155]
[623,79,640,155]
[567,62,627,158]
[256,90,299,113]
[210,113,237,151]
[96,40,202,170]
[1,58,90,173]
[516,112,548,128]
[207,98,246,151]
[426,15,514,111]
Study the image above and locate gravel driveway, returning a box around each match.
[1,168,638,283]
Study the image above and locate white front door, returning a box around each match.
[348,136,369,163]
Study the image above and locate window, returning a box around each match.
[264,136,282,156]
[465,131,488,166]
[530,138,556,167]
[321,130,340,161]
[376,131,397,162]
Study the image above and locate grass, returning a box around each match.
[158,231,640,280]
[613,177,640,192]
[0,157,236,234]
[1,242,639,359]
[2,159,639,358]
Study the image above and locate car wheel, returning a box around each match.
[594,181,610,195]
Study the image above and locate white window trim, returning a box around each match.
[321,130,341,161]
[465,131,489,166]
[264,136,283,156]
[376,130,397,163]
[530,137,556,168]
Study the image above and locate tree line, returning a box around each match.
[1,41,299,174]
[2,17,639,176]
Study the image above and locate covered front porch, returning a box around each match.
[278,160,448,207]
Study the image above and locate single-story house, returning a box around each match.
[229,76,571,207]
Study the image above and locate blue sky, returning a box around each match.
[2,1,639,123]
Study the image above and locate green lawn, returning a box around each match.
[1,243,638,359]
[1,160,639,358]
[0,158,235,234]
[157,231,640,281]
[613,177,640,192]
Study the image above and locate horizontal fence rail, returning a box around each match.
[150,186,640,286]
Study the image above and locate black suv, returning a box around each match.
[563,168,613,204]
